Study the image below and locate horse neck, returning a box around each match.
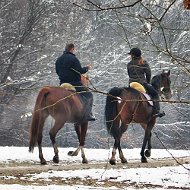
[151,75,162,92]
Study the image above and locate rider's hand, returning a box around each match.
[87,64,93,70]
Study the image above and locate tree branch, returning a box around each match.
[73,0,142,11]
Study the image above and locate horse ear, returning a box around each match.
[167,70,170,76]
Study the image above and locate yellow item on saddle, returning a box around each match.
[129,82,146,93]
[60,83,76,91]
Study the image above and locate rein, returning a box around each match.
[71,68,96,89]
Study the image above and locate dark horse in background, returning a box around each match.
[105,70,172,164]
[29,75,90,164]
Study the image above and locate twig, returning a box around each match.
[73,0,142,11]
[154,132,190,171]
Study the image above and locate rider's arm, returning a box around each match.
[71,56,89,74]
[144,62,151,83]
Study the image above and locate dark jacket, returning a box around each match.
[55,51,89,85]
[127,59,151,84]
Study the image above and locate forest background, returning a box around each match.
[0,0,189,150]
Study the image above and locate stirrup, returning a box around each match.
[154,111,165,118]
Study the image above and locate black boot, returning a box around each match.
[87,112,96,121]
[154,111,165,118]
[153,100,165,118]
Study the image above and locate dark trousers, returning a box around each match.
[62,81,94,117]
[143,83,160,113]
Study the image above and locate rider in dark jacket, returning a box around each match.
[127,48,165,118]
[55,43,95,121]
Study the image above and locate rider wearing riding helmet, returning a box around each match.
[127,47,165,118]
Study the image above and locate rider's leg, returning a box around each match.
[74,83,96,121]
[84,91,96,121]
[143,83,165,118]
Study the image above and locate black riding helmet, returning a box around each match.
[128,48,141,57]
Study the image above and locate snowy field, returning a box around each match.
[0,146,189,190]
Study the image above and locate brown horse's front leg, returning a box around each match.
[68,122,88,164]
[140,130,149,163]
[52,143,59,163]
[110,147,117,165]
[145,132,152,158]
[141,129,153,163]
[140,120,155,163]
[68,146,88,163]
[78,122,88,163]
[68,124,81,156]
[81,146,88,163]
[68,146,81,156]
[119,149,127,163]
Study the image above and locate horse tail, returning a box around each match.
[29,88,49,152]
[105,87,123,136]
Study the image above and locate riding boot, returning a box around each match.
[153,100,165,118]
[87,112,96,121]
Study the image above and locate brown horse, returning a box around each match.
[105,70,172,164]
[29,75,90,164]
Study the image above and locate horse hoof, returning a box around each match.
[68,151,78,156]
[68,151,74,156]
[121,159,128,164]
[145,150,151,157]
[40,159,47,165]
[53,156,59,163]
[141,157,148,163]
[82,159,88,164]
[109,159,116,165]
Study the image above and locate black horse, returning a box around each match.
[105,70,172,164]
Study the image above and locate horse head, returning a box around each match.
[159,70,172,100]
[152,70,172,100]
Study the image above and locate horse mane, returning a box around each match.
[151,74,161,90]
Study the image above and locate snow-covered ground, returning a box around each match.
[0,147,189,190]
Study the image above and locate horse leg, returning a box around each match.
[49,120,65,163]
[37,113,48,165]
[79,122,88,163]
[68,123,81,156]
[118,143,127,164]
[110,137,121,165]
[140,121,155,163]
[145,132,152,157]
[140,129,150,163]
[110,120,124,165]
[118,123,128,164]
[144,119,155,158]
[38,127,47,165]
[68,122,88,164]
[140,124,151,158]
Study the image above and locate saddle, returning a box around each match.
[60,82,94,121]
[60,83,76,91]
[129,82,153,106]
[60,83,89,106]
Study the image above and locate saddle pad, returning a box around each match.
[60,83,76,91]
[142,92,154,106]
[130,82,146,93]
